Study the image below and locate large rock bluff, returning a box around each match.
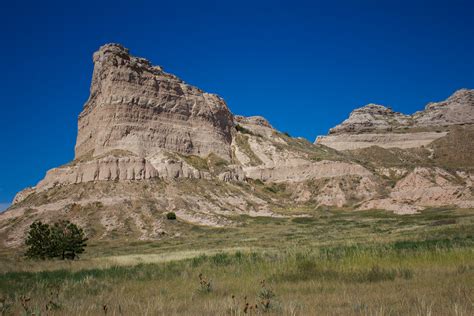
[75,43,234,160]
[11,43,372,195]
[1,44,473,247]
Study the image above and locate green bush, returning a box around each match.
[166,212,177,220]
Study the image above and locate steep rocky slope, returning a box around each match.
[1,44,473,247]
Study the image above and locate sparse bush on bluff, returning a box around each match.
[25,220,87,260]
[166,212,177,220]
[235,124,254,135]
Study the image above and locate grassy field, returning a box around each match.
[0,208,473,315]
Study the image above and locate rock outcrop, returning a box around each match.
[6,43,377,210]
[414,89,474,127]
[327,104,412,135]
[38,156,159,189]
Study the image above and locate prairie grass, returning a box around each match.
[0,243,472,315]
[0,208,473,315]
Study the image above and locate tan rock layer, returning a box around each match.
[316,131,447,151]
[244,160,372,182]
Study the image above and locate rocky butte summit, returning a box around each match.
[1,44,473,247]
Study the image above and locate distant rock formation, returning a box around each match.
[317,89,474,150]
[327,104,412,135]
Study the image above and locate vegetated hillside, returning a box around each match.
[344,125,474,172]
[430,125,474,170]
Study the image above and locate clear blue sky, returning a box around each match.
[0,0,473,206]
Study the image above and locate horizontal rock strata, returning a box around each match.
[316,131,447,151]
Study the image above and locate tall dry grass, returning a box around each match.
[1,241,473,315]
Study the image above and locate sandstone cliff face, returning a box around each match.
[9,44,378,217]
[75,43,234,160]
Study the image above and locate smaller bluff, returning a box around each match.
[317,89,474,150]
[75,43,234,161]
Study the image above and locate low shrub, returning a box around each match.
[258,280,277,311]
[166,212,177,220]
[197,273,212,293]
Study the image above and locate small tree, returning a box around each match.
[51,220,88,260]
[25,220,87,260]
[25,221,53,259]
